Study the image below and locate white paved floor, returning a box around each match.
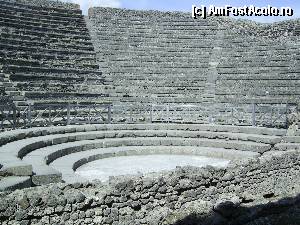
[75,155,230,182]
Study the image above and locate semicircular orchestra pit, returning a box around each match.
[75,154,230,182]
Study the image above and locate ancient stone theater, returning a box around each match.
[0,0,299,224]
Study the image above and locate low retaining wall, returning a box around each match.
[0,150,299,225]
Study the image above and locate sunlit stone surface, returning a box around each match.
[75,155,230,182]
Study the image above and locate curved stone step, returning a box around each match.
[0,124,286,145]
[275,143,300,151]
[283,136,300,143]
[0,123,286,147]
[2,129,279,158]
[0,176,31,191]
[0,158,32,176]
[21,136,270,166]
[30,165,62,186]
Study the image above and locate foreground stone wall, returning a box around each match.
[0,150,299,225]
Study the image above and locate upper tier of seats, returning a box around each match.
[87,8,221,105]
[1,3,299,107]
[0,0,108,105]
[216,18,299,104]
[88,7,299,105]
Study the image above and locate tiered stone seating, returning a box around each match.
[88,8,299,107]
[87,8,221,105]
[215,19,299,104]
[0,0,108,105]
[1,123,296,191]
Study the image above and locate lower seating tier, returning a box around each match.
[0,123,297,191]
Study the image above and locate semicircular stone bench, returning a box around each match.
[0,124,298,191]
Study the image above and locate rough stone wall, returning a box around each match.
[0,150,299,225]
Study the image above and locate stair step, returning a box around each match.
[3,81,13,85]
[0,176,32,191]
[12,96,25,101]
[7,91,21,96]
[15,100,27,105]
[5,88,16,92]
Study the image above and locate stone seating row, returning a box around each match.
[18,87,204,98]
[2,28,92,41]
[218,60,295,67]
[0,123,287,148]
[0,40,94,54]
[10,71,104,81]
[0,20,90,38]
[1,0,80,9]
[0,42,94,61]
[216,86,300,95]
[221,45,297,52]
[1,27,91,41]
[0,36,94,50]
[23,54,95,62]
[218,73,300,80]
[24,92,107,101]
[217,81,300,90]
[94,28,217,36]
[216,97,299,105]
[6,65,101,76]
[1,12,87,31]
[0,58,98,71]
[100,54,212,60]
[91,16,216,25]
[0,0,82,17]
[0,6,83,20]
[1,13,84,28]
[219,52,297,61]
[95,41,216,49]
[0,47,96,60]
[217,68,295,76]
[95,33,217,41]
